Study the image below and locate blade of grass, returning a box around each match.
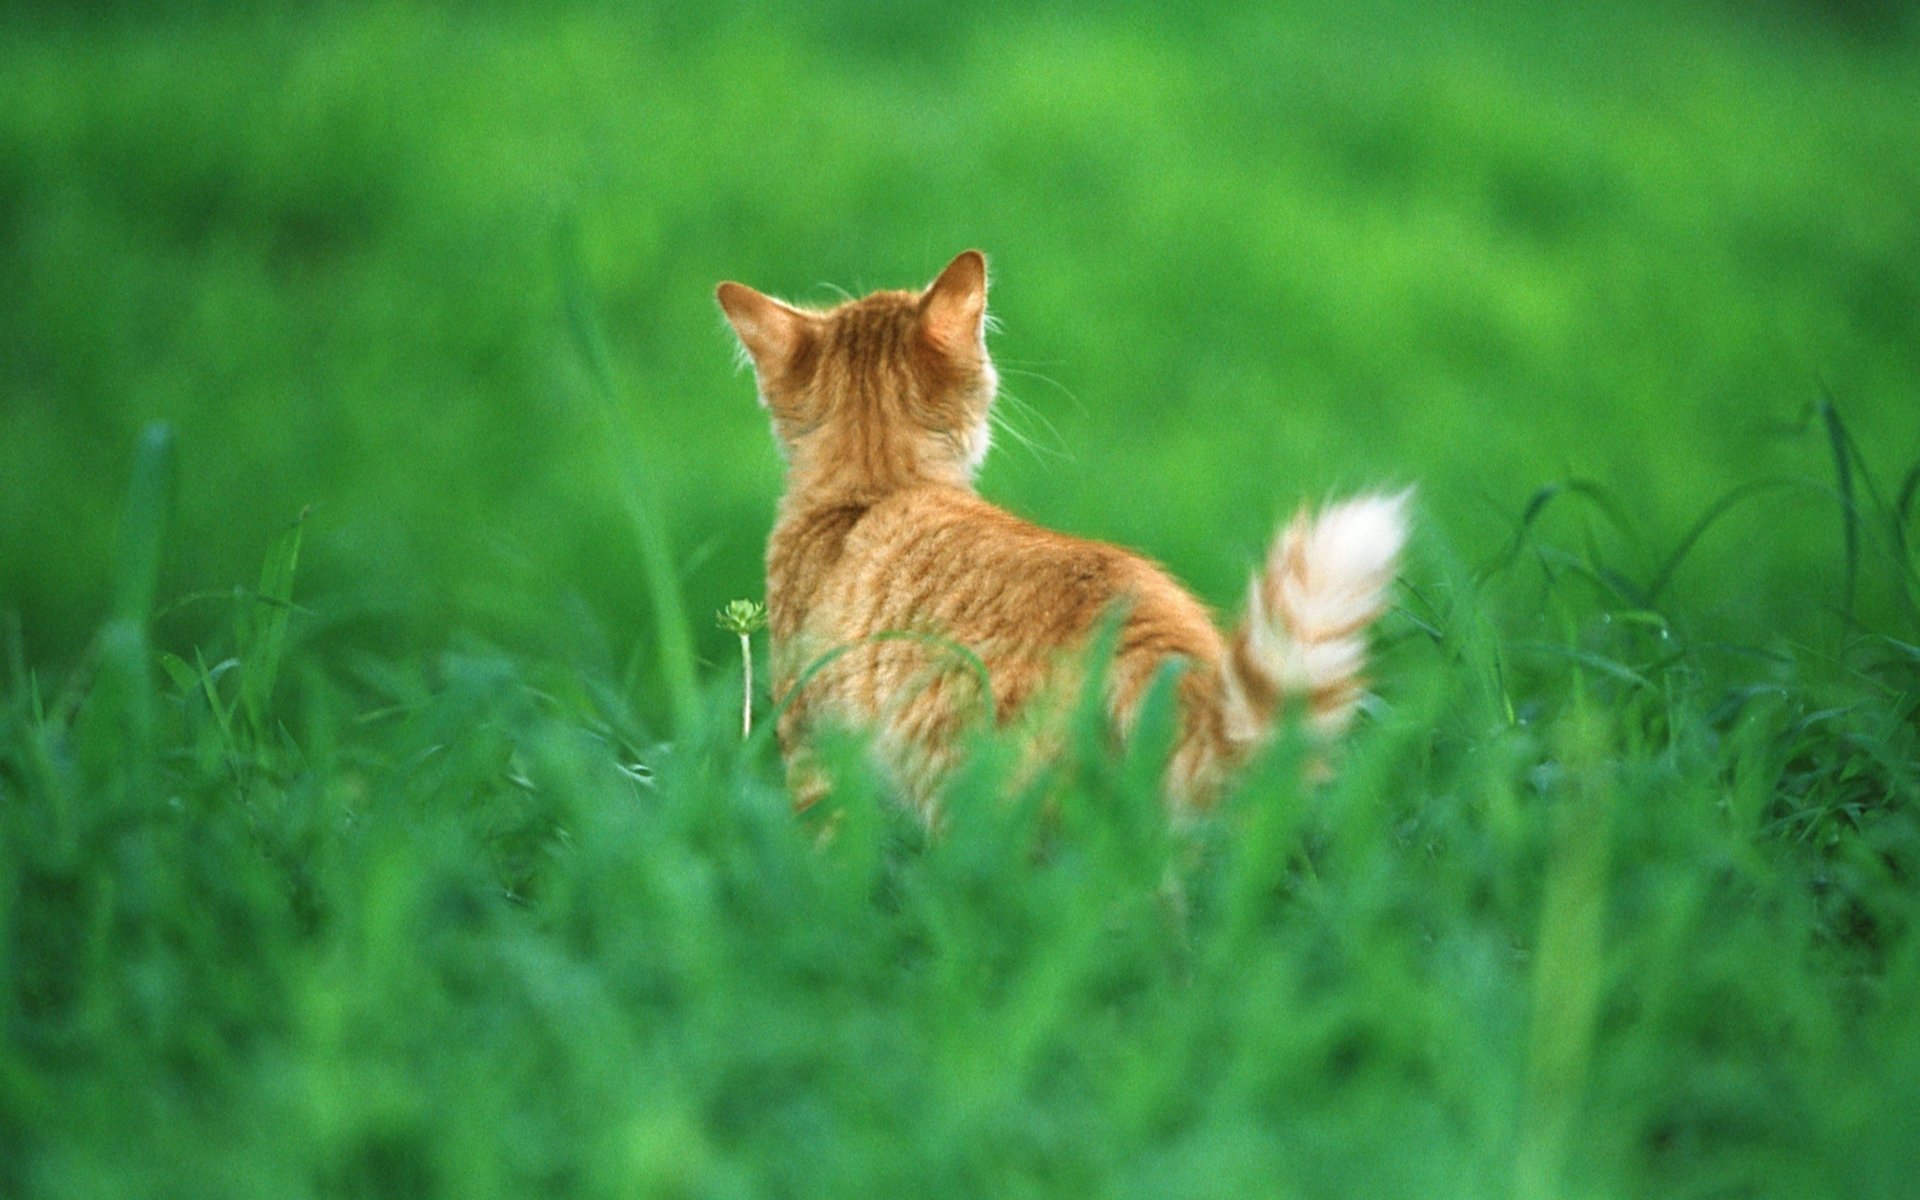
[1843,442,1920,620]
[1644,478,1809,603]
[1530,545,1646,609]
[1477,478,1643,585]
[80,423,176,798]
[111,423,177,629]
[1514,641,1655,691]
[1818,389,1859,621]
[555,214,700,737]
[1515,703,1613,1200]
[1897,460,1920,540]
[238,506,307,745]
[1892,458,1920,620]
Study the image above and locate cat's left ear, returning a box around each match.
[716,281,809,374]
[921,250,989,353]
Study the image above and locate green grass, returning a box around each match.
[4,1,1920,1196]
[4,417,1918,1198]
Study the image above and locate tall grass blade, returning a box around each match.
[1478,478,1641,583]
[110,423,177,628]
[1516,707,1613,1200]
[1888,458,1920,616]
[1515,641,1655,691]
[555,215,700,736]
[79,423,176,797]
[238,506,307,744]
[1818,390,1860,621]
[1897,460,1920,540]
[1644,478,1807,603]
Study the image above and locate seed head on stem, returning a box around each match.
[717,599,768,740]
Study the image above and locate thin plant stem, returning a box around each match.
[740,631,753,740]
[717,599,769,743]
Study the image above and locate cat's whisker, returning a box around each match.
[994,365,1086,416]
[990,390,1072,465]
[1003,387,1072,449]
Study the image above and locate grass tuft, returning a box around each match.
[12,428,1917,1197]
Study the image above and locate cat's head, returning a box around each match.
[717,250,998,496]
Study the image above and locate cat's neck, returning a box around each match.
[779,472,974,515]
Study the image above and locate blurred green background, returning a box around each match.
[6,7,1920,1198]
[4,0,1916,685]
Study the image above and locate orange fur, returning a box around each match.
[717,251,1407,815]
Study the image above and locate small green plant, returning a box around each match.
[718,598,769,739]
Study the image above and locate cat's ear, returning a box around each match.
[920,250,989,352]
[716,281,809,372]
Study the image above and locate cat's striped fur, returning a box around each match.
[718,250,1407,814]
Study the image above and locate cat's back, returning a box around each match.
[817,484,1221,665]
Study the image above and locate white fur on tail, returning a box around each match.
[1230,490,1411,739]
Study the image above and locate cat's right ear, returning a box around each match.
[921,250,989,354]
[716,282,808,375]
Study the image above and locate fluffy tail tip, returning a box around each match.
[1234,487,1412,737]
[1289,488,1412,595]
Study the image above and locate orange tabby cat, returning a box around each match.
[717,250,1407,815]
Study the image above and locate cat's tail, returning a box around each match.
[1224,490,1410,744]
